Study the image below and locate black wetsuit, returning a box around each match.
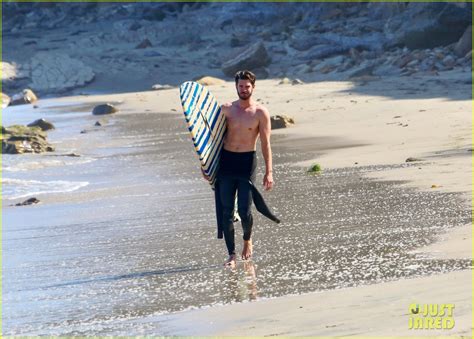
[217,149,256,255]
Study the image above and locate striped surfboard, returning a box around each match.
[179,81,226,187]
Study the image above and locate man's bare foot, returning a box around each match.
[241,239,253,260]
[224,254,236,268]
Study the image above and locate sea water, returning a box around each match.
[2,99,94,201]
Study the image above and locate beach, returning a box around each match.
[2,69,472,335]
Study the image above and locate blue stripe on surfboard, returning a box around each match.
[209,103,221,130]
[180,82,191,102]
[200,114,225,161]
[180,83,194,113]
[197,117,224,157]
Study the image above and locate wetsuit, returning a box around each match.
[215,149,280,256]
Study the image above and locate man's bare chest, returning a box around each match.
[226,110,259,131]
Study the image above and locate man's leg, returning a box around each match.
[218,177,238,266]
[237,180,253,260]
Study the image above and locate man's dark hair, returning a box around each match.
[235,70,256,86]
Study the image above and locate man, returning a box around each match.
[204,70,275,268]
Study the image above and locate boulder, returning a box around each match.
[230,32,251,48]
[15,197,40,206]
[289,32,320,51]
[92,104,118,115]
[29,52,95,93]
[304,44,347,61]
[253,67,270,79]
[278,77,292,85]
[151,84,174,90]
[348,61,376,79]
[384,3,471,49]
[2,92,11,108]
[1,124,54,154]
[194,76,226,86]
[454,25,472,57]
[10,89,38,106]
[221,42,271,77]
[314,55,345,73]
[271,115,295,129]
[406,157,423,162]
[27,118,55,131]
[135,38,152,49]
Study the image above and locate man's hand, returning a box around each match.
[201,168,210,181]
[263,172,274,191]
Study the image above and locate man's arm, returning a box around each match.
[258,106,274,191]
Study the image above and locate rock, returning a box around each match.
[15,197,40,206]
[135,38,152,49]
[394,54,414,68]
[2,92,11,108]
[367,2,407,19]
[29,52,95,93]
[230,32,251,48]
[314,55,345,73]
[1,61,19,81]
[348,61,376,79]
[289,32,320,51]
[10,89,38,106]
[304,44,346,61]
[454,25,472,57]
[27,118,55,131]
[143,8,166,21]
[321,8,343,20]
[385,3,471,49]
[442,55,456,68]
[271,115,295,129]
[1,124,54,154]
[406,157,423,162]
[278,77,292,85]
[292,78,304,85]
[56,152,81,157]
[221,42,271,77]
[151,84,174,90]
[95,121,102,126]
[143,50,163,57]
[92,104,118,115]
[194,76,226,86]
[253,67,270,79]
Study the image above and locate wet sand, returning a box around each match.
[2,74,472,335]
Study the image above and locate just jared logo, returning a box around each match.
[408,303,455,330]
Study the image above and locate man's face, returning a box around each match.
[236,79,254,100]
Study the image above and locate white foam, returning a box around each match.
[2,178,89,200]
[2,157,95,172]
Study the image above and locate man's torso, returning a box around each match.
[222,101,261,152]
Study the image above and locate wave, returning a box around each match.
[1,178,89,200]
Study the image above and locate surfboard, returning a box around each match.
[179,81,227,187]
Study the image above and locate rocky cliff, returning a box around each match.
[2,2,471,95]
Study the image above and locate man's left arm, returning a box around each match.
[259,107,273,191]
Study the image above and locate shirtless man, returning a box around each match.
[216,70,274,268]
